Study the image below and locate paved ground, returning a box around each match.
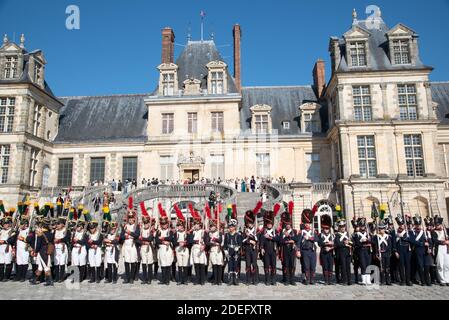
[1,271,448,300]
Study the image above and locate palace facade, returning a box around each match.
[1,9,449,222]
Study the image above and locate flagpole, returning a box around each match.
[201,16,204,42]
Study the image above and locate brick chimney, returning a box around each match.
[161,27,175,64]
[313,59,326,98]
[233,24,242,92]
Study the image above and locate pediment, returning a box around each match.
[0,42,22,52]
[343,25,371,39]
[386,24,416,38]
[250,104,272,113]
[30,51,47,64]
[206,60,227,69]
[299,102,321,111]
[157,63,178,71]
[183,78,201,85]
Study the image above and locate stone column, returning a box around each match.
[380,83,388,119]
[37,106,47,139]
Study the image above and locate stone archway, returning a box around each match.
[411,196,429,218]
[312,199,335,233]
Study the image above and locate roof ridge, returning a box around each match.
[58,93,149,99]
[242,85,312,89]
[431,81,449,84]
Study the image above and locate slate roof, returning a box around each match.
[241,86,325,135]
[152,40,238,95]
[432,82,449,124]
[335,18,431,73]
[54,94,148,143]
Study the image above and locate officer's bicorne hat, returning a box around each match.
[244,210,255,226]
[263,210,274,226]
[228,219,238,228]
[434,215,444,226]
[395,214,405,226]
[424,216,434,227]
[320,214,332,229]
[301,209,314,225]
[88,220,98,230]
[413,215,422,226]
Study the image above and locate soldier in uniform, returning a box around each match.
[14,216,31,282]
[0,217,15,281]
[410,215,430,286]
[259,211,278,285]
[174,219,190,285]
[103,221,120,284]
[242,210,258,285]
[156,216,174,285]
[299,209,317,285]
[424,217,436,285]
[27,217,43,284]
[87,220,103,283]
[71,220,88,282]
[138,216,154,284]
[395,214,413,286]
[334,220,352,286]
[350,219,360,284]
[318,215,334,285]
[333,221,341,283]
[31,218,54,286]
[120,211,140,284]
[224,219,242,285]
[385,216,399,283]
[431,215,449,286]
[53,217,71,283]
[373,221,393,285]
[354,217,372,285]
[207,219,224,285]
[188,219,208,285]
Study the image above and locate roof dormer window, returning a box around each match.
[206,61,227,95]
[162,73,175,96]
[250,104,272,134]
[299,102,322,133]
[393,39,410,65]
[4,56,18,79]
[157,63,178,96]
[349,41,367,67]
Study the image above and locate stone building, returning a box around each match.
[1,9,449,227]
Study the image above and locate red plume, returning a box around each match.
[253,201,263,215]
[128,197,133,210]
[312,204,318,214]
[218,203,223,213]
[188,203,201,220]
[158,203,167,218]
[204,202,212,219]
[273,203,281,217]
[174,203,185,221]
[140,202,149,217]
[288,201,294,216]
[232,204,237,219]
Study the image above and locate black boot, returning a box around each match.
[271,271,276,286]
[124,263,130,284]
[424,266,432,286]
[129,263,136,284]
[59,265,66,283]
[135,263,141,281]
[112,265,118,284]
[418,268,426,286]
[264,268,269,285]
[44,271,53,286]
[385,269,392,286]
[158,267,166,285]
[14,265,21,281]
[89,267,96,283]
[194,264,201,285]
[309,272,315,285]
[178,267,184,285]
[4,264,12,282]
[290,269,296,285]
[96,267,102,283]
[53,266,60,283]
[217,266,223,285]
[105,264,112,283]
[253,268,259,285]
[31,271,42,285]
[153,262,159,278]
[142,264,148,284]
[246,269,251,286]
[148,264,153,284]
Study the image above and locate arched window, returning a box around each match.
[42,165,50,188]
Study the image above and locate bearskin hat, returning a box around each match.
[320,214,332,229]
[301,209,314,224]
[395,214,405,226]
[281,210,292,228]
[244,210,255,226]
[263,210,274,226]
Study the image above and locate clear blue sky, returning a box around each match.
[1,0,448,97]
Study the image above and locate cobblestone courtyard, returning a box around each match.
[0,275,448,300]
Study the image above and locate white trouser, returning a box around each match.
[71,246,87,266]
[0,244,12,264]
[437,245,449,284]
[54,244,68,266]
[37,253,51,272]
[176,247,190,267]
[88,248,102,267]
[16,242,29,265]
[105,246,117,265]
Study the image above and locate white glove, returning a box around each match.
[224,250,229,258]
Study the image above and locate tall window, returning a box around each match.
[187,112,197,134]
[398,84,418,120]
[353,86,372,121]
[33,61,42,83]
[304,113,319,133]
[404,134,425,177]
[0,97,15,133]
[32,104,42,136]
[162,73,175,96]
[90,157,105,183]
[160,155,174,181]
[211,72,224,94]
[122,157,137,182]
[393,40,410,65]
[29,148,39,187]
[0,145,10,184]
[256,153,270,178]
[162,113,174,134]
[210,154,224,179]
[4,56,18,79]
[211,112,224,133]
[349,42,367,67]
[57,158,73,187]
[255,114,269,133]
[306,153,321,183]
[357,136,377,178]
